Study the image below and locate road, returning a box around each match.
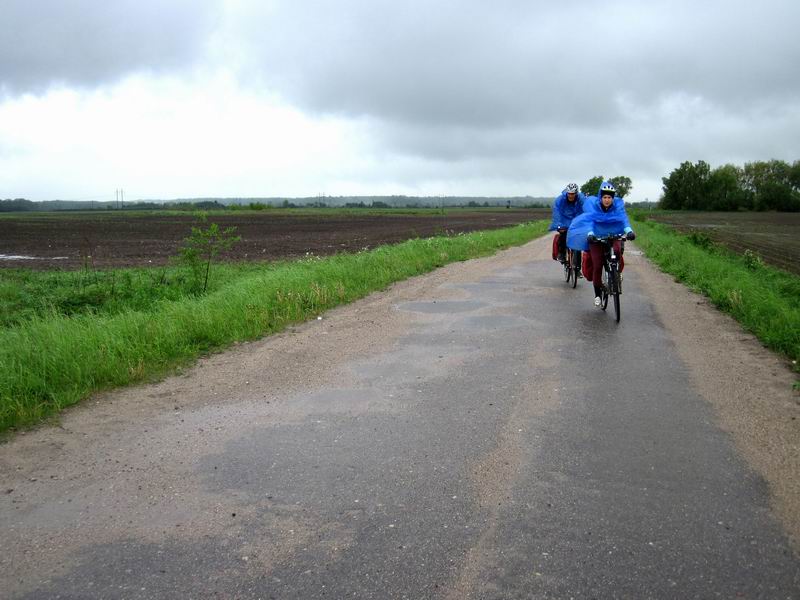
[2,236,799,599]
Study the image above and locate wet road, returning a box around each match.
[2,238,799,598]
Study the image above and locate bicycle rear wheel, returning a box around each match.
[571,252,578,288]
[601,267,610,310]
[563,256,571,283]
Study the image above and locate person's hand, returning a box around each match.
[587,234,597,243]
[626,231,636,241]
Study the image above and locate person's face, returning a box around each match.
[601,193,614,207]
[567,192,576,202]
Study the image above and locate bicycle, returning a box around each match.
[557,229,581,288]
[595,233,626,322]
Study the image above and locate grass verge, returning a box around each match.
[0,222,548,433]
[632,217,800,376]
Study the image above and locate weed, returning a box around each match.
[742,249,765,270]
[687,231,715,250]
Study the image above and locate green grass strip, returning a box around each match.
[0,222,548,432]
[632,217,800,371]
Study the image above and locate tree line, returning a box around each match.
[661,159,800,212]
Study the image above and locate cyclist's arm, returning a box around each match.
[551,197,562,228]
[619,206,633,232]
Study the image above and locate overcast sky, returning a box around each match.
[1,0,798,202]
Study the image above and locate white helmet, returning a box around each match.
[566,183,579,194]
[599,182,616,196]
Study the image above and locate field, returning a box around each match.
[0,208,549,270]
[0,220,551,431]
[643,211,800,275]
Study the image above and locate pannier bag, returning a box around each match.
[581,250,625,282]
[581,251,593,280]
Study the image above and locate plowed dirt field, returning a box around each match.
[0,209,549,270]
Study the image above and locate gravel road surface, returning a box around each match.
[2,236,799,599]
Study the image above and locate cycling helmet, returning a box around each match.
[599,182,616,197]
[566,183,579,194]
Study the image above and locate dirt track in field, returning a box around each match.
[0,209,549,270]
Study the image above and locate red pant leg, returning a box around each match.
[589,242,604,286]
[589,240,623,286]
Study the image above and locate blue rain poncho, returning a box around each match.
[548,190,586,231]
[566,181,632,252]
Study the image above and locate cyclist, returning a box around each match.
[566,181,635,307]
[549,182,585,263]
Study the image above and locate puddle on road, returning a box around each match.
[460,315,529,330]
[397,300,486,314]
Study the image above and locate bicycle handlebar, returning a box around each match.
[594,233,626,242]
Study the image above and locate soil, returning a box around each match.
[646,211,800,275]
[0,209,549,270]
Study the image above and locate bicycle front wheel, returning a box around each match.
[609,267,621,322]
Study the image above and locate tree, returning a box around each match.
[179,214,241,293]
[707,164,749,211]
[580,176,604,196]
[789,160,800,191]
[660,160,711,209]
[742,159,796,211]
[609,176,633,198]
[580,175,632,198]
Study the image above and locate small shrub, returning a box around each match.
[742,249,765,270]
[687,230,715,250]
[179,215,241,293]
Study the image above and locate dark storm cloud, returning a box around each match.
[233,0,618,128]
[0,0,219,93]
[235,0,800,132]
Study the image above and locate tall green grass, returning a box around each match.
[0,222,548,432]
[632,217,800,370]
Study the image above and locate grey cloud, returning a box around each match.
[231,0,800,129]
[220,0,800,189]
[0,0,219,93]
[2,0,798,202]
[231,0,618,127]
